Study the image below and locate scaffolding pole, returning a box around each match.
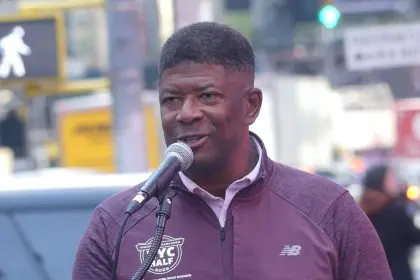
[106,0,148,172]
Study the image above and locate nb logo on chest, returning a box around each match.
[279,245,302,256]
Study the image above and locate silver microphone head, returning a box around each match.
[165,142,194,171]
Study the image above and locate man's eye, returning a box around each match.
[200,93,217,100]
[163,97,179,104]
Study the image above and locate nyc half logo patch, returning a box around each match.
[136,235,185,275]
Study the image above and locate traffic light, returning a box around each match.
[290,0,319,22]
[318,2,341,29]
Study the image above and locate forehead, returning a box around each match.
[159,63,244,91]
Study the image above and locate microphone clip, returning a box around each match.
[125,191,149,215]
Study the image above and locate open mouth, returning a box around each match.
[177,135,209,148]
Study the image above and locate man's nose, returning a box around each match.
[176,98,204,124]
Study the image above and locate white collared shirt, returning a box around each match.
[179,137,263,227]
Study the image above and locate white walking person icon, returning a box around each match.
[0,26,31,78]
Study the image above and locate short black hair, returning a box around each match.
[159,22,255,76]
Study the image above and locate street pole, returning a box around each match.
[106,0,148,172]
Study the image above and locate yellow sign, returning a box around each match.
[58,104,161,172]
[59,108,114,172]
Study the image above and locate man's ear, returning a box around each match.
[244,88,262,126]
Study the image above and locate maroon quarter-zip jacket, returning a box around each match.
[72,138,392,280]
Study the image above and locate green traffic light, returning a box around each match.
[318,5,341,29]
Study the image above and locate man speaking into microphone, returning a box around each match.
[72,22,392,279]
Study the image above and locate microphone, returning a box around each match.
[125,142,193,215]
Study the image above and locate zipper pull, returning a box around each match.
[220,228,225,241]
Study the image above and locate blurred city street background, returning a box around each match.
[2,0,420,279]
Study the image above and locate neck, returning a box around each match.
[185,136,259,198]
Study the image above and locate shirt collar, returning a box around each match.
[179,136,263,195]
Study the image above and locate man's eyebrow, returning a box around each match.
[193,83,216,92]
[160,83,216,94]
[159,88,180,94]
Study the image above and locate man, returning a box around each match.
[73,22,392,279]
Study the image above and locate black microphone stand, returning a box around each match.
[130,191,173,280]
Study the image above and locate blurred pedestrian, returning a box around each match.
[360,163,420,280]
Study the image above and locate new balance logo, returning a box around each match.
[279,245,302,256]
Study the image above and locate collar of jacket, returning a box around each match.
[169,131,274,200]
